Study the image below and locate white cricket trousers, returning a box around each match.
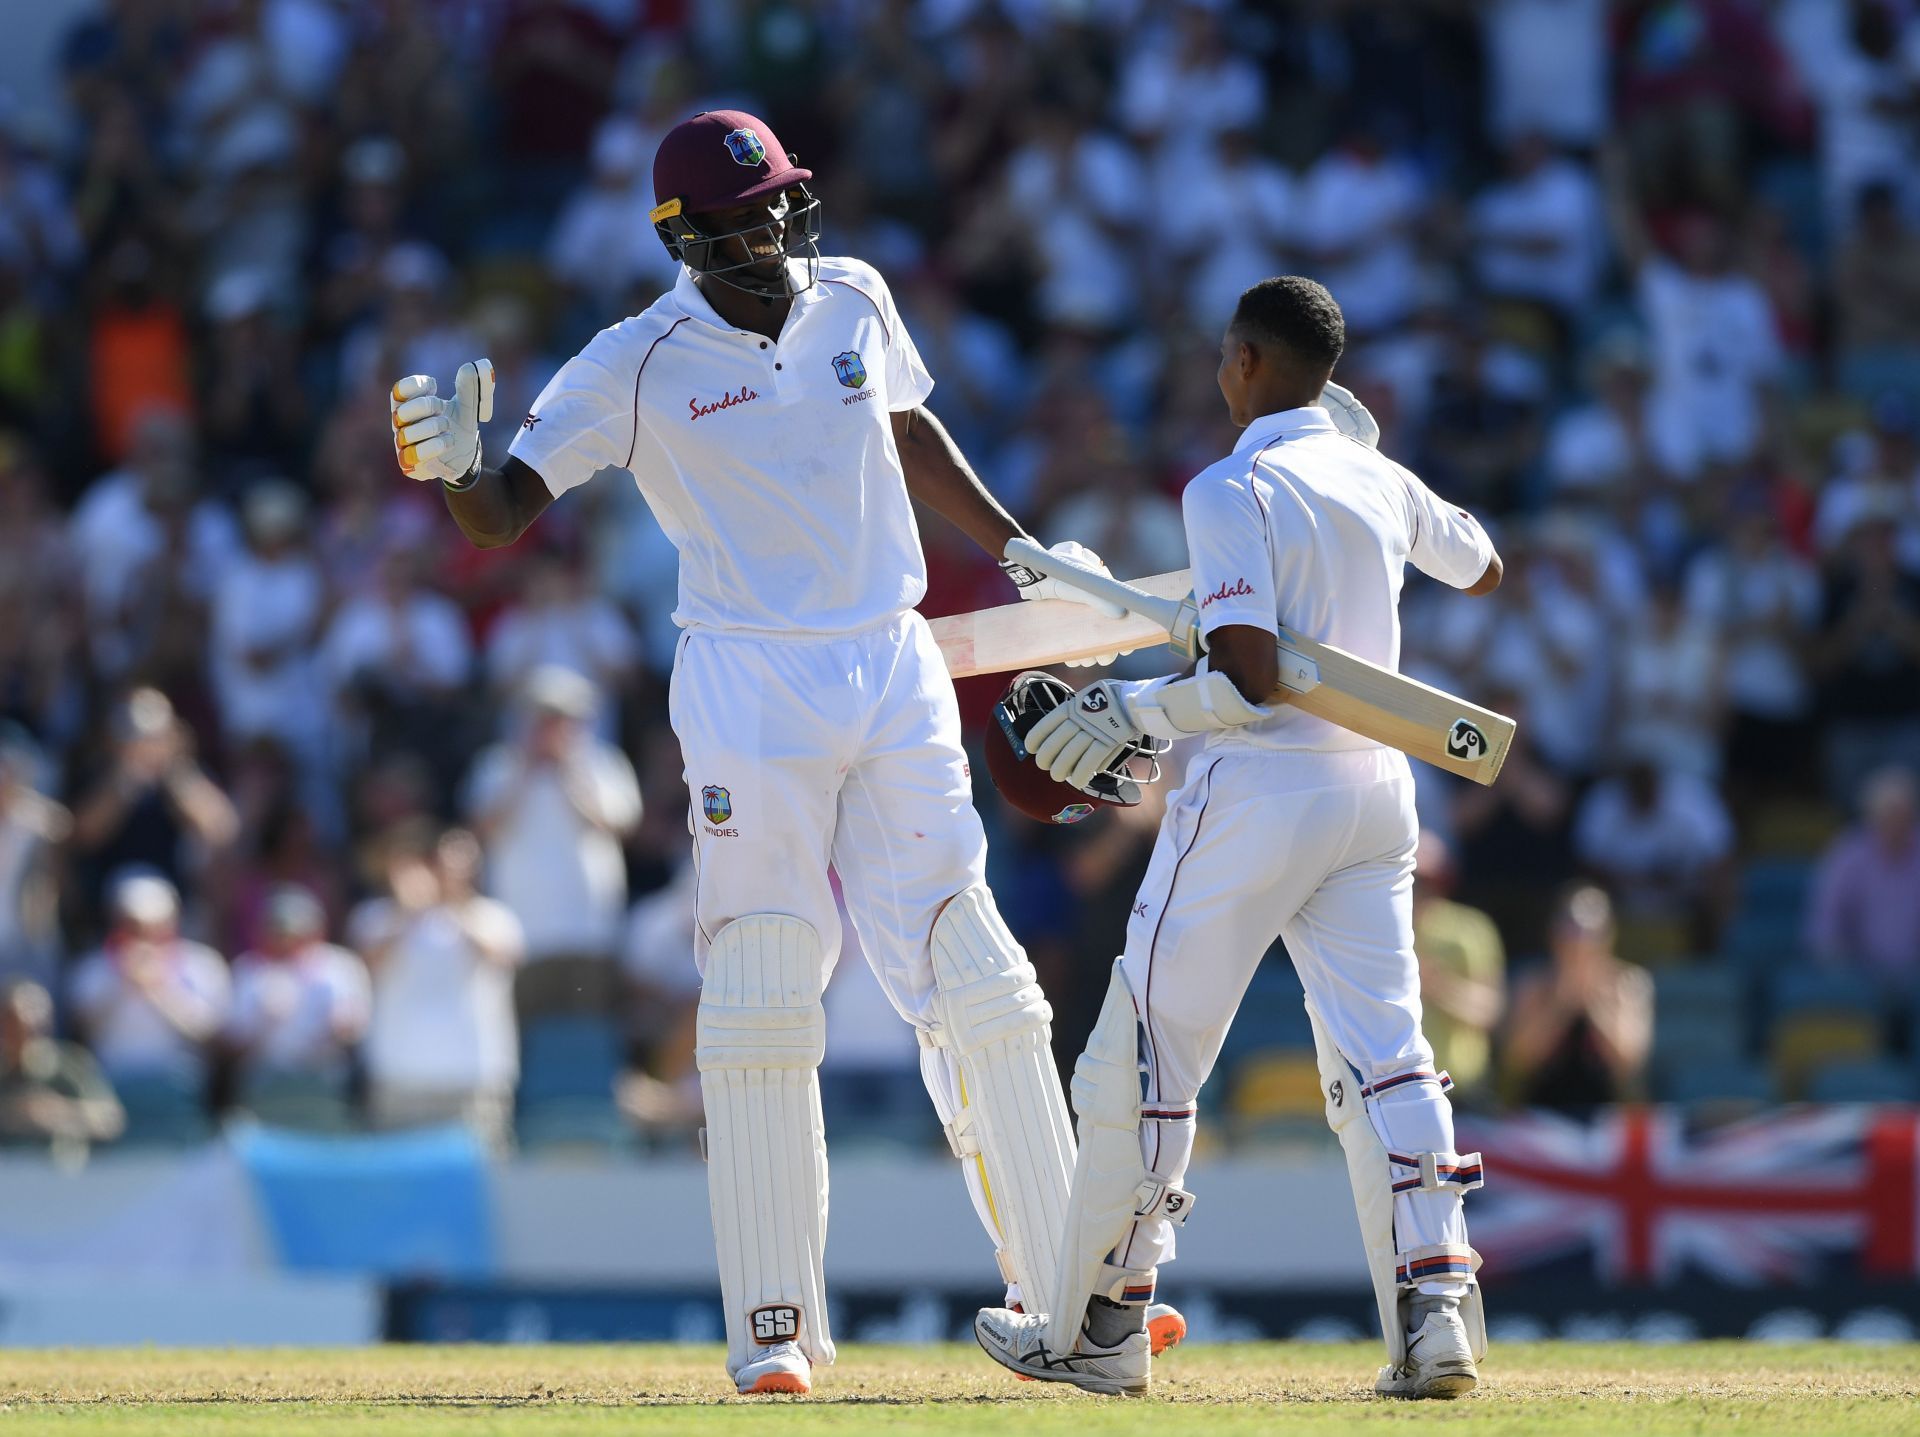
[669,611,1006,1256]
[1112,746,1470,1284]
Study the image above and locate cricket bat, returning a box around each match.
[931,540,1515,785]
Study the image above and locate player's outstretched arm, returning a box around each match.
[891,404,1025,556]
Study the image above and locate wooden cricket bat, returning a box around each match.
[931,542,1515,785]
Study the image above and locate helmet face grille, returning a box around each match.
[984,671,1165,824]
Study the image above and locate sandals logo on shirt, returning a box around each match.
[689,385,760,421]
[1199,577,1255,610]
[724,128,767,167]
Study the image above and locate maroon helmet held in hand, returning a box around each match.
[984,671,1167,825]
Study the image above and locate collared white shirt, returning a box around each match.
[510,256,936,639]
[1184,404,1493,754]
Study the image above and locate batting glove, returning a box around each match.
[1001,539,1126,665]
[1025,678,1144,793]
[1322,380,1380,448]
[391,359,495,485]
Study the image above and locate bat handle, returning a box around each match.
[1005,538,1189,636]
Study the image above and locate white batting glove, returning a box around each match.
[1025,678,1144,793]
[1002,539,1127,665]
[391,359,495,484]
[1322,380,1380,448]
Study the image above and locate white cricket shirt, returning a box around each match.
[1184,404,1493,754]
[509,256,936,638]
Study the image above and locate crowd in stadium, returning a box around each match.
[2,0,1920,1157]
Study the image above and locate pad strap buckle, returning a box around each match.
[1395,1242,1481,1287]
[1387,1150,1485,1194]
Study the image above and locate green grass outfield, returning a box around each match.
[2,1343,1918,1436]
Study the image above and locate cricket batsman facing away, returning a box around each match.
[974,277,1503,1398]
[387,109,1182,1395]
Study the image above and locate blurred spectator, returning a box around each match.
[1574,751,1737,951]
[1685,499,1821,802]
[226,884,370,1094]
[85,240,194,466]
[320,548,472,778]
[1543,333,1656,499]
[1807,765,1920,990]
[618,856,702,1129]
[1834,183,1920,395]
[210,480,324,771]
[1615,579,1725,780]
[545,116,680,314]
[0,728,69,988]
[1503,884,1653,1114]
[1452,694,1578,956]
[68,688,239,934]
[464,667,639,1020]
[0,978,123,1153]
[350,824,523,1151]
[68,872,230,1091]
[1814,501,1920,803]
[1471,135,1606,342]
[1482,0,1610,149]
[1780,0,1920,231]
[484,556,640,732]
[1295,125,1424,338]
[1411,831,1506,1105]
[1630,213,1785,479]
[199,269,307,483]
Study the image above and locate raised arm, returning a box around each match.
[442,456,554,550]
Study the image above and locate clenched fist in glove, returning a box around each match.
[391,359,495,486]
[1001,539,1127,667]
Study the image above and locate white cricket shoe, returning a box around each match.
[974,1306,1150,1397]
[1375,1308,1478,1399]
[735,1340,811,1396]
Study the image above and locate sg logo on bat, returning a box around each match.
[1446,718,1487,761]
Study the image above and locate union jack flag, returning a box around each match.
[1458,1107,1920,1286]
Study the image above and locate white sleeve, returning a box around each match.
[508,324,642,497]
[1182,474,1277,638]
[840,261,933,412]
[1401,465,1495,589]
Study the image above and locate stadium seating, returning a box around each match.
[238,1073,357,1135]
[1661,1055,1779,1109]
[1806,1059,1920,1104]
[115,1074,216,1147]
[1773,1011,1884,1101]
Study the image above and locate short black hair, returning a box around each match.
[1231,276,1345,371]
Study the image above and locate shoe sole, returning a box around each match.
[1148,1310,1186,1357]
[740,1372,810,1395]
[1376,1366,1478,1400]
[972,1321,1147,1398]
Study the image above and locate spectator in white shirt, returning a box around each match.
[350,824,523,1152]
[1471,134,1605,330]
[464,667,640,1021]
[1544,334,1656,499]
[1294,127,1425,337]
[1158,126,1296,327]
[484,556,639,738]
[1115,4,1265,153]
[1574,751,1737,950]
[68,872,230,1091]
[211,480,324,768]
[1481,0,1610,148]
[1632,214,1785,478]
[546,115,681,313]
[226,884,370,1093]
[1614,581,1726,781]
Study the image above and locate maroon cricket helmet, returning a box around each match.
[984,671,1166,826]
[649,110,821,298]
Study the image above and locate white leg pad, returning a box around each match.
[927,885,1076,1305]
[1047,960,1194,1354]
[697,914,834,1377]
[1306,1001,1486,1368]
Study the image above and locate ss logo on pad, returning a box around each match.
[751,1303,801,1344]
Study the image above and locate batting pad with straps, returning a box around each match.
[1047,959,1195,1356]
[696,914,834,1377]
[1306,1001,1487,1370]
[926,885,1076,1302]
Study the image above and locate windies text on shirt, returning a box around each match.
[841,388,876,406]
[689,386,760,421]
